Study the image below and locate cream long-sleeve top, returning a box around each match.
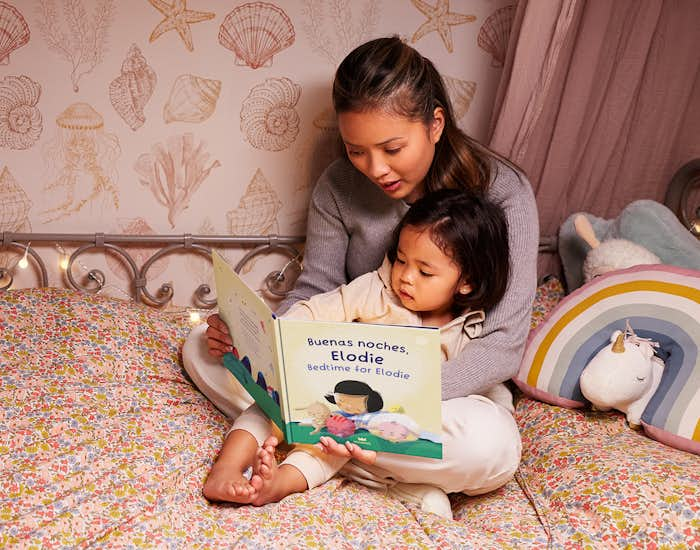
[278,158,539,400]
[284,256,486,364]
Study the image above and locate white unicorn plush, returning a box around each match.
[579,323,665,427]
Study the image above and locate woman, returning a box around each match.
[202,36,538,515]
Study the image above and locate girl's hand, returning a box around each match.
[317,436,377,465]
[205,313,234,358]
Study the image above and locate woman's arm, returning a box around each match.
[277,166,351,315]
[441,166,539,399]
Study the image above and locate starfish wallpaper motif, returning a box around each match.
[148,0,215,51]
[2,0,510,309]
[411,0,476,53]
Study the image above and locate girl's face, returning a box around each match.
[391,225,471,320]
[337,108,444,204]
[334,393,368,415]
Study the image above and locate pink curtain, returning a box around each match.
[489,0,700,277]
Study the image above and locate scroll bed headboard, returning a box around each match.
[0,232,304,307]
[2,159,697,307]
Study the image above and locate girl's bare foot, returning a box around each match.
[203,460,258,503]
[317,436,377,465]
[249,436,308,505]
[202,428,260,503]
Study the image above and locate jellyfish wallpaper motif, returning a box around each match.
[42,102,121,223]
[2,0,512,303]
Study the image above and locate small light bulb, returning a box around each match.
[18,242,30,269]
[59,255,69,270]
[189,310,202,324]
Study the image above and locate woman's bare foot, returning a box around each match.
[317,436,377,465]
[249,436,308,505]
[203,460,258,503]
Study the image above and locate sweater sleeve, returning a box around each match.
[277,166,350,315]
[283,271,386,322]
[440,165,539,399]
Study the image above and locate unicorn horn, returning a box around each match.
[611,332,625,353]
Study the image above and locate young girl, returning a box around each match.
[202,189,518,519]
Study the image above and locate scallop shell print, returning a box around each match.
[0,2,29,65]
[443,76,476,121]
[219,2,294,69]
[240,77,301,151]
[0,75,42,150]
[0,166,32,231]
[164,74,221,124]
[227,168,282,235]
[109,44,157,131]
[478,5,516,67]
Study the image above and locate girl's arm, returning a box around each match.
[284,269,388,323]
[441,166,539,399]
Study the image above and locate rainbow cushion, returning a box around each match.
[515,265,700,454]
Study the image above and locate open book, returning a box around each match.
[212,251,443,458]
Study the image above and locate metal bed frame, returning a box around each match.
[2,160,696,307]
[0,232,304,307]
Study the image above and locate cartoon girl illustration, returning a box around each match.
[324,380,383,417]
[324,380,438,444]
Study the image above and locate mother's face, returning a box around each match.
[337,108,444,204]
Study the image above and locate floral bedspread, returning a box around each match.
[1,288,698,548]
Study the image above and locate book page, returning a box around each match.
[277,319,442,458]
[212,251,283,423]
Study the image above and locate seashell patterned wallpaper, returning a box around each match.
[1,0,515,306]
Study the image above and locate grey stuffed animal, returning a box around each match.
[559,200,700,291]
[574,214,660,283]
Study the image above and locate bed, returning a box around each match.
[1,169,699,548]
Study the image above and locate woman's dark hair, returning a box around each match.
[324,380,383,412]
[387,189,510,314]
[333,36,519,193]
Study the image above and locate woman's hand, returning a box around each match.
[205,313,234,358]
[317,436,377,465]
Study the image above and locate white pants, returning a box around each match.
[183,324,521,495]
[232,396,521,495]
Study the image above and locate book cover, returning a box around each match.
[212,251,443,458]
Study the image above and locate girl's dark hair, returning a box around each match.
[324,380,383,412]
[333,36,519,193]
[387,189,510,314]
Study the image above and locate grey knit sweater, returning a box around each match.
[278,158,539,400]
